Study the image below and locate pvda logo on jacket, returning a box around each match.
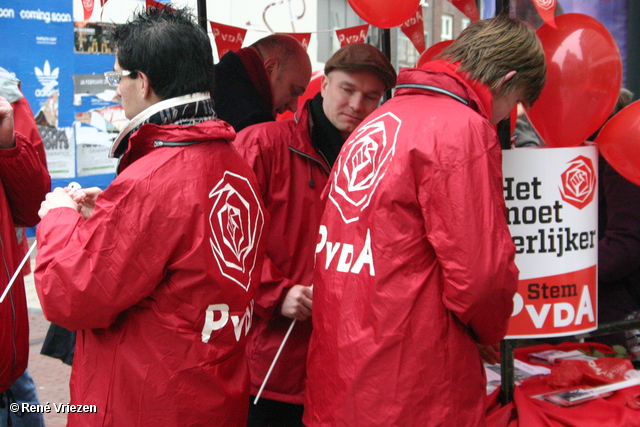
[329,112,401,223]
[208,171,265,291]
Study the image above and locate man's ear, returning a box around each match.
[496,70,517,93]
[138,71,155,100]
[263,57,279,77]
[320,74,329,98]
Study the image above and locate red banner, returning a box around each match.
[447,0,479,22]
[81,0,94,21]
[278,32,311,51]
[532,0,557,28]
[209,22,247,59]
[335,24,369,47]
[400,7,426,54]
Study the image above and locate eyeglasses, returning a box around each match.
[104,70,133,86]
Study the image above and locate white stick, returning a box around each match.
[253,318,297,404]
[0,182,82,304]
[0,240,37,303]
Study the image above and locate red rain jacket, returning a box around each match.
[233,103,329,404]
[304,63,519,426]
[0,128,50,393]
[35,119,267,426]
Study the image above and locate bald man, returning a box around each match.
[213,34,312,132]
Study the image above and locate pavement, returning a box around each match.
[23,238,71,427]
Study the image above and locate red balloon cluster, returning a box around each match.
[525,13,622,148]
[596,100,640,186]
[276,70,324,121]
[347,0,420,29]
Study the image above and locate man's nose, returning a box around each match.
[349,94,364,112]
[286,97,299,113]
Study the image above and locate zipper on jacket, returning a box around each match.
[395,83,470,106]
[153,140,207,148]
[289,147,330,175]
[289,146,330,189]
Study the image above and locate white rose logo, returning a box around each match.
[209,171,265,291]
[329,112,401,223]
[559,155,597,210]
[535,0,555,10]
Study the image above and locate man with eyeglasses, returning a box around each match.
[34,6,267,426]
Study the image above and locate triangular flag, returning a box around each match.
[532,0,557,28]
[335,24,369,47]
[81,0,94,21]
[400,7,426,54]
[447,0,479,22]
[210,22,247,59]
[278,32,311,51]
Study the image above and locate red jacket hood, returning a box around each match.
[396,60,493,121]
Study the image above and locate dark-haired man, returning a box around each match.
[233,43,396,427]
[213,34,312,132]
[34,6,267,425]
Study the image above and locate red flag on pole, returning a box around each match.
[209,22,247,59]
[81,0,94,21]
[400,7,426,54]
[532,0,557,28]
[446,0,480,22]
[278,33,311,51]
[335,24,369,47]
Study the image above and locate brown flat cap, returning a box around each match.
[324,43,397,91]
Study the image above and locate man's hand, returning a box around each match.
[478,343,501,365]
[70,187,103,220]
[281,285,313,321]
[39,187,79,218]
[0,96,15,149]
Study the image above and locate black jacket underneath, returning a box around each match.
[213,51,274,132]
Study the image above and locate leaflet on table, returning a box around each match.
[528,349,597,365]
[485,359,551,394]
[535,377,640,407]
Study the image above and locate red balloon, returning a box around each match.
[416,40,454,68]
[596,100,640,186]
[276,70,324,121]
[526,13,622,147]
[347,0,420,29]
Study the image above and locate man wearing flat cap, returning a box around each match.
[233,43,396,426]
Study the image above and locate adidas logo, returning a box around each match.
[34,60,59,97]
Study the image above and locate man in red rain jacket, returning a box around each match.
[34,7,266,426]
[234,43,396,426]
[305,16,546,426]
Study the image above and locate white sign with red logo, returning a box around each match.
[502,146,598,338]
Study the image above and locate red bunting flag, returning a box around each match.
[145,0,175,11]
[400,7,426,54]
[446,0,479,22]
[532,0,557,28]
[81,0,94,21]
[209,22,247,59]
[335,24,369,47]
[278,32,311,51]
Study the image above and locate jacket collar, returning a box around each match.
[395,60,493,120]
[117,118,235,174]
